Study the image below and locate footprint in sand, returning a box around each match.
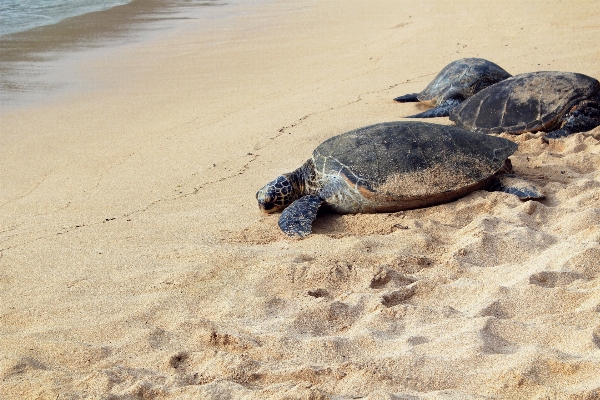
[528,271,586,288]
[370,266,416,289]
[307,288,330,298]
[407,336,429,346]
[592,326,600,349]
[381,285,416,308]
[169,351,190,369]
[480,319,517,355]
[1,357,46,378]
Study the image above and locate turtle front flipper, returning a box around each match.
[405,98,462,118]
[545,101,600,140]
[394,93,420,103]
[278,194,324,237]
[494,174,545,200]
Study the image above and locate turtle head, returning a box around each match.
[256,174,298,213]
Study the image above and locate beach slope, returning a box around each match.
[1,1,600,398]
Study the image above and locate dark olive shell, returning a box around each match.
[449,71,600,134]
[311,121,517,206]
[418,58,511,105]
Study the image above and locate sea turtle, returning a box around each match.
[256,121,543,237]
[395,58,512,118]
[449,71,600,139]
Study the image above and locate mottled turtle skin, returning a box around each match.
[449,71,600,139]
[395,58,512,118]
[256,121,542,237]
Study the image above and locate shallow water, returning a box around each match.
[0,0,231,110]
[0,0,131,37]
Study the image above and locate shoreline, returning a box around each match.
[0,1,132,38]
[0,0,253,110]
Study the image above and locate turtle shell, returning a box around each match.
[449,71,600,134]
[311,121,517,212]
[417,58,511,106]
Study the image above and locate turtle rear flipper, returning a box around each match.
[405,98,462,118]
[545,101,600,140]
[278,195,324,237]
[494,174,545,200]
[394,93,420,103]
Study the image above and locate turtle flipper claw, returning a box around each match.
[543,128,570,142]
[545,101,600,141]
[278,194,324,238]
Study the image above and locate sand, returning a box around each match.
[1,0,600,398]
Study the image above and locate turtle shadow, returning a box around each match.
[229,210,368,242]
[312,209,417,237]
[311,210,388,237]
[236,208,412,242]
[311,210,348,236]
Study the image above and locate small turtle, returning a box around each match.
[256,121,543,237]
[449,71,600,139]
[395,58,511,118]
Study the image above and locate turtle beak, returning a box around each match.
[258,200,275,212]
[256,188,276,213]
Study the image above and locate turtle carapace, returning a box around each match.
[395,58,511,118]
[449,71,600,140]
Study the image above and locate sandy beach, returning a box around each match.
[2,0,600,398]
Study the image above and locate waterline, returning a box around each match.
[0,0,131,37]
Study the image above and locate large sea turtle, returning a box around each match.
[449,71,600,139]
[256,121,543,237]
[395,58,511,118]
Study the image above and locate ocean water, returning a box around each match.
[0,0,241,109]
[0,0,131,37]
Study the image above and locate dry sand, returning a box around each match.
[2,0,600,398]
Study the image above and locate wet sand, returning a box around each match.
[0,0,231,108]
[2,1,600,398]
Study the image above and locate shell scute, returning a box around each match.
[311,121,516,204]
